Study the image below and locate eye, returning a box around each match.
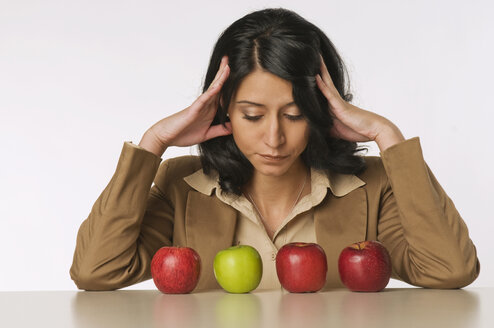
[285,114,304,121]
[242,115,262,121]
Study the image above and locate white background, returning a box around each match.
[0,0,492,291]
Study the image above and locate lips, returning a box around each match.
[259,154,289,161]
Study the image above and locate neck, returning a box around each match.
[244,159,310,216]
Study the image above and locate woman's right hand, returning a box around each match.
[138,56,231,157]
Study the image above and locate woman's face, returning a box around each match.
[227,69,310,177]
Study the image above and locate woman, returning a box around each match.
[70,8,480,291]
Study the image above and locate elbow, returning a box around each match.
[71,277,118,292]
[70,262,131,291]
[442,257,481,289]
[407,257,481,289]
[70,267,120,291]
[69,259,150,291]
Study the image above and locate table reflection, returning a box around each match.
[71,288,480,328]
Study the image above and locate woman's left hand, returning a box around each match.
[315,54,405,151]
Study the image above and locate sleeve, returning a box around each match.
[376,137,480,288]
[69,141,175,291]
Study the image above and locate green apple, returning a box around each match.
[213,245,263,293]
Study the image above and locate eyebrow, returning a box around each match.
[235,100,295,108]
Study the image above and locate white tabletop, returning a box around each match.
[0,287,492,328]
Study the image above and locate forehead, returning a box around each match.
[233,69,293,103]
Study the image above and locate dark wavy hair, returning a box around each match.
[198,7,368,195]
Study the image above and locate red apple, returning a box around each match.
[151,246,201,294]
[338,240,392,292]
[276,242,328,293]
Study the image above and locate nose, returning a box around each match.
[263,115,286,148]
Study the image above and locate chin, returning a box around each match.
[251,162,294,177]
[247,153,306,177]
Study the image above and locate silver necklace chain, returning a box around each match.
[246,172,309,234]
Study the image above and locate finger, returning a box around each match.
[208,56,229,91]
[318,54,343,98]
[315,74,340,103]
[207,63,230,94]
[210,56,226,85]
[192,64,229,109]
[204,122,232,140]
[318,54,333,86]
[316,74,350,118]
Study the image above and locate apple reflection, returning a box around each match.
[70,287,481,327]
[153,292,200,328]
[337,288,480,327]
[278,291,328,328]
[214,292,262,328]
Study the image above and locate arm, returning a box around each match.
[69,141,174,290]
[315,53,479,287]
[376,137,480,288]
[69,56,232,290]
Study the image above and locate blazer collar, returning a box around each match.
[183,167,365,198]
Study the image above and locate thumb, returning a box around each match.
[203,122,232,141]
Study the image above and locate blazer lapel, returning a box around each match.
[315,187,368,288]
[185,191,238,291]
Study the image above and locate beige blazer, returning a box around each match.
[69,137,480,291]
